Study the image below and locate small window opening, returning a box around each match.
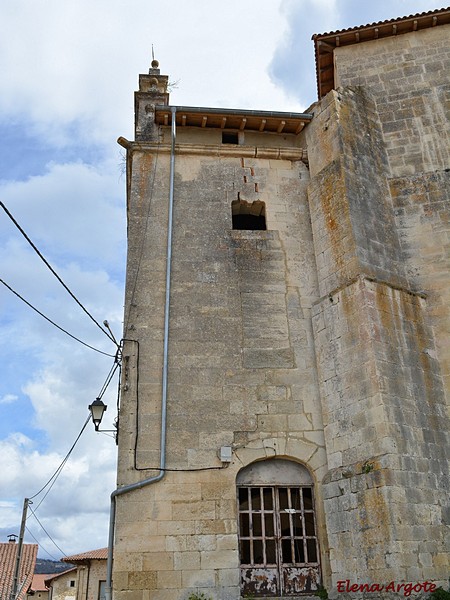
[222,131,239,144]
[69,581,75,588]
[232,199,266,230]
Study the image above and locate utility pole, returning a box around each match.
[10,498,29,600]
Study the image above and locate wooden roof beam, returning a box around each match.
[295,122,304,135]
[318,40,335,52]
[240,118,247,130]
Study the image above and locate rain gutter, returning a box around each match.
[155,104,314,121]
[105,106,177,600]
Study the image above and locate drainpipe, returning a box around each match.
[104,106,177,600]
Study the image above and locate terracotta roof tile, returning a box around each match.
[312,7,450,99]
[314,6,450,38]
[0,542,38,600]
[29,574,49,593]
[62,548,108,563]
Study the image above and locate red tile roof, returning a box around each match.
[28,574,49,593]
[44,568,77,587]
[312,7,450,99]
[0,542,38,600]
[62,548,108,563]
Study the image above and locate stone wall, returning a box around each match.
[305,25,450,595]
[47,571,77,600]
[334,24,450,177]
[115,21,450,599]
[115,141,328,600]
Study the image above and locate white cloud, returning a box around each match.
[0,394,18,405]
[0,426,116,556]
[0,0,300,148]
[0,159,126,266]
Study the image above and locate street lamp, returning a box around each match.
[88,398,107,431]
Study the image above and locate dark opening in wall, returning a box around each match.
[222,131,239,144]
[232,199,266,230]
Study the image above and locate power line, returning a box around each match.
[1,278,115,358]
[97,361,120,400]
[29,416,91,502]
[0,201,118,347]
[27,508,67,558]
[25,526,61,562]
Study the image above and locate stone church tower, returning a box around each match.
[112,7,450,599]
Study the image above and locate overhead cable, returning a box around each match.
[0,201,118,347]
[29,415,91,502]
[27,507,67,557]
[25,526,61,561]
[0,278,115,358]
[96,361,121,400]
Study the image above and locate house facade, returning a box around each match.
[113,7,450,599]
[27,574,51,600]
[45,549,107,600]
[45,569,77,600]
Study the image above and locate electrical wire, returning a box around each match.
[0,278,115,358]
[136,466,226,472]
[27,507,67,557]
[0,201,118,347]
[29,357,120,506]
[96,361,120,400]
[29,415,91,502]
[25,526,62,562]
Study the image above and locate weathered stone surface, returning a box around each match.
[114,18,450,600]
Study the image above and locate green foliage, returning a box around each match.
[187,593,212,600]
[362,461,374,474]
[315,585,329,599]
[429,587,450,600]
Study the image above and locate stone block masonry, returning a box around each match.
[334,25,450,178]
[116,140,329,600]
[114,18,450,598]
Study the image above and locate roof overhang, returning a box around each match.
[313,7,450,99]
[155,105,313,135]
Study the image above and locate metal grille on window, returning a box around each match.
[238,485,320,596]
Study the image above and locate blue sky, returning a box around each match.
[0,0,443,558]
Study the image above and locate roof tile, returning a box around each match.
[0,542,38,600]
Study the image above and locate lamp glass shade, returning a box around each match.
[89,399,107,429]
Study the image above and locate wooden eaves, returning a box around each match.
[312,6,450,100]
[155,106,313,135]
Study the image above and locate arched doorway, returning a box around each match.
[237,458,321,596]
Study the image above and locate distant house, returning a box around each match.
[45,549,107,600]
[0,539,38,600]
[26,574,51,600]
[44,569,77,600]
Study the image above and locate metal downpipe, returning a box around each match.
[105,106,177,600]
